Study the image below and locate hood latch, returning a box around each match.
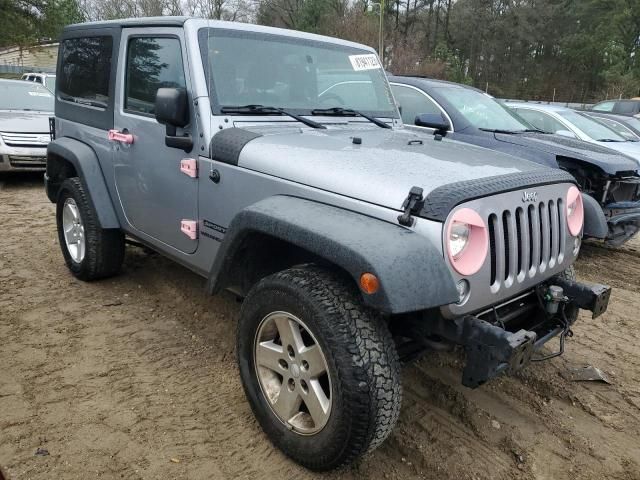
[398,186,424,227]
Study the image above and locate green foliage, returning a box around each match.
[0,0,84,47]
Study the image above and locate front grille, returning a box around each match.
[488,197,566,291]
[8,155,46,168]
[0,132,50,148]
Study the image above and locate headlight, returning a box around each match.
[566,186,584,237]
[449,222,471,258]
[446,208,488,276]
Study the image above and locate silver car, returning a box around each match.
[507,102,640,163]
[0,79,53,172]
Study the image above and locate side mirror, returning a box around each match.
[415,112,450,133]
[555,129,576,139]
[155,88,192,151]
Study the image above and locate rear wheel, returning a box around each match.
[237,265,402,471]
[56,177,124,280]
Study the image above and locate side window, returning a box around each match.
[593,101,615,112]
[35,76,43,84]
[614,101,639,115]
[390,84,442,126]
[125,37,186,116]
[514,109,566,133]
[59,36,113,108]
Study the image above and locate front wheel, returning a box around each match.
[237,265,402,471]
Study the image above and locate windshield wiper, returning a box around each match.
[479,128,547,134]
[479,128,518,134]
[220,104,326,129]
[521,128,549,133]
[311,107,391,129]
[597,138,623,142]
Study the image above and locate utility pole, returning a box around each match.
[378,0,385,65]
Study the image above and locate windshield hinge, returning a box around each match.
[397,186,424,227]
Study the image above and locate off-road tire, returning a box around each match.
[237,265,402,471]
[555,265,579,324]
[56,177,124,281]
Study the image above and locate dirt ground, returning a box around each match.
[1,173,639,480]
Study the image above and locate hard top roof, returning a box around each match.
[61,17,376,52]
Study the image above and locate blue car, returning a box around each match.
[389,75,640,246]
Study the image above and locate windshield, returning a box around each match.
[626,117,640,131]
[435,87,531,131]
[0,81,54,111]
[199,28,397,118]
[591,116,639,141]
[558,110,626,141]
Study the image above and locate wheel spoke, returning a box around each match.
[63,226,77,245]
[304,379,330,427]
[256,340,284,372]
[273,315,305,353]
[300,345,327,378]
[77,233,85,261]
[68,202,80,221]
[272,385,302,422]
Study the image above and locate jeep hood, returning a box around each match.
[493,132,639,174]
[236,127,547,212]
[0,110,51,133]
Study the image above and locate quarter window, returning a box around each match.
[390,84,442,126]
[58,36,113,108]
[125,37,186,116]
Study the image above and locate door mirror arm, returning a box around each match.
[164,124,193,152]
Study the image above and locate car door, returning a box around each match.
[112,29,199,254]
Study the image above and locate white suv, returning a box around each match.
[21,72,56,92]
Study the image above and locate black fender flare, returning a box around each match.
[46,137,120,229]
[582,193,608,239]
[206,196,459,314]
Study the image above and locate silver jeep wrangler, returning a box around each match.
[45,17,611,470]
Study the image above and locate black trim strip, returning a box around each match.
[209,127,263,166]
[421,169,577,221]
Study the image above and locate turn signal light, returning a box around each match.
[360,273,380,294]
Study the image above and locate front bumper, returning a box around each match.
[0,147,47,172]
[419,277,611,388]
[604,201,640,246]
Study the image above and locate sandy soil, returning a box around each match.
[1,173,639,480]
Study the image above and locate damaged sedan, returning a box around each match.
[389,76,640,246]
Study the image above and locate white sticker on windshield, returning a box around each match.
[349,54,381,71]
[28,91,52,97]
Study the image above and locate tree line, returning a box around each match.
[2,0,639,102]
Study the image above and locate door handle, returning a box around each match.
[108,128,134,144]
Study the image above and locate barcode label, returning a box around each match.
[349,54,381,71]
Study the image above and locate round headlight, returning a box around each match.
[449,221,471,258]
[446,208,488,276]
[566,186,584,237]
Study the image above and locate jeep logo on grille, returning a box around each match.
[522,191,538,203]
